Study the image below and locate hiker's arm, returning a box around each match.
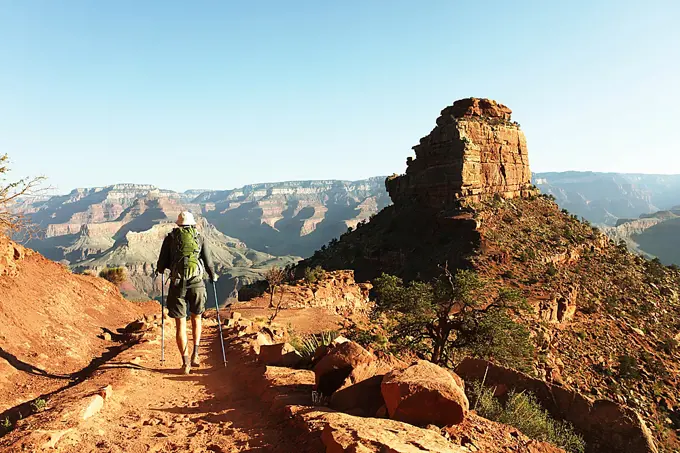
[156,235,171,274]
[200,238,217,281]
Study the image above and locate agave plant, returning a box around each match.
[296,330,339,363]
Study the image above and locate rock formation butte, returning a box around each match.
[387,98,535,208]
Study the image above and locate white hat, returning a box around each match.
[176,211,196,226]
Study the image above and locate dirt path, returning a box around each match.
[51,320,311,453]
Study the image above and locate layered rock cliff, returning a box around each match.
[387,98,535,208]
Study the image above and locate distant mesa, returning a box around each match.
[386,97,536,208]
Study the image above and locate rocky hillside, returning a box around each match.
[0,234,147,416]
[533,172,680,226]
[300,98,679,452]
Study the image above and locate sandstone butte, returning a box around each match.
[386,97,537,207]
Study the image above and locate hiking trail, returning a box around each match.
[10,319,314,453]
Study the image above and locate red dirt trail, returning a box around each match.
[1,320,317,453]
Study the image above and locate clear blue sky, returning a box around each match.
[1,1,679,193]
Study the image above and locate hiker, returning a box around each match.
[156,211,218,374]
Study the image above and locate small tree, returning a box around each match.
[373,264,532,367]
[0,154,45,235]
[265,266,287,308]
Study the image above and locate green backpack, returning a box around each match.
[170,226,205,283]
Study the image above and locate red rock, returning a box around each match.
[249,331,273,355]
[309,410,464,453]
[330,355,408,417]
[313,341,375,396]
[330,375,385,417]
[381,360,469,427]
[386,97,536,208]
[258,343,302,368]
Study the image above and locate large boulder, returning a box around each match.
[381,360,469,427]
[258,343,303,368]
[300,410,465,453]
[313,341,375,396]
[331,354,409,416]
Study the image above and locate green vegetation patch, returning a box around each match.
[469,381,585,453]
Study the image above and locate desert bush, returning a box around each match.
[468,382,585,453]
[303,265,325,284]
[645,258,666,282]
[81,269,97,277]
[99,267,127,285]
[546,263,558,277]
[372,266,534,367]
[617,354,640,380]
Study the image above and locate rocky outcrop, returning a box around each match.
[314,410,465,453]
[381,360,469,427]
[538,286,578,324]
[455,358,658,453]
[240,270,372,315]
[226,317,561,453]
[387,98,535,208]
[0,235,31,277]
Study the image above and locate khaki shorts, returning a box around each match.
[166,285,207,319]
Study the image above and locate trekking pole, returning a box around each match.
[212,281,228,367]
[160,273,166,367]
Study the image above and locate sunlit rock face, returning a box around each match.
[387,98,535,208]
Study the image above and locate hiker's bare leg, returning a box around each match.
[191,314,202,347]
[175,317,189,359]
[190,313,202,366]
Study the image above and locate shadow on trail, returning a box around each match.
[153,325,311,453]
[0,347,70,380]
[98,361,179,375]
[0,341,137,437]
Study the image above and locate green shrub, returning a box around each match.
[99,267,127,285]
[1,416,12,434]
[546,263,558,277]
[465,308,535,372]
[303,265,325,284]
[617,354,640,380]
[30,398,47,412]
[81,269,97,277]
[501,270,515,279]
[469,382,585,453]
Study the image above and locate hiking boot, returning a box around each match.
[191,353,200,368]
